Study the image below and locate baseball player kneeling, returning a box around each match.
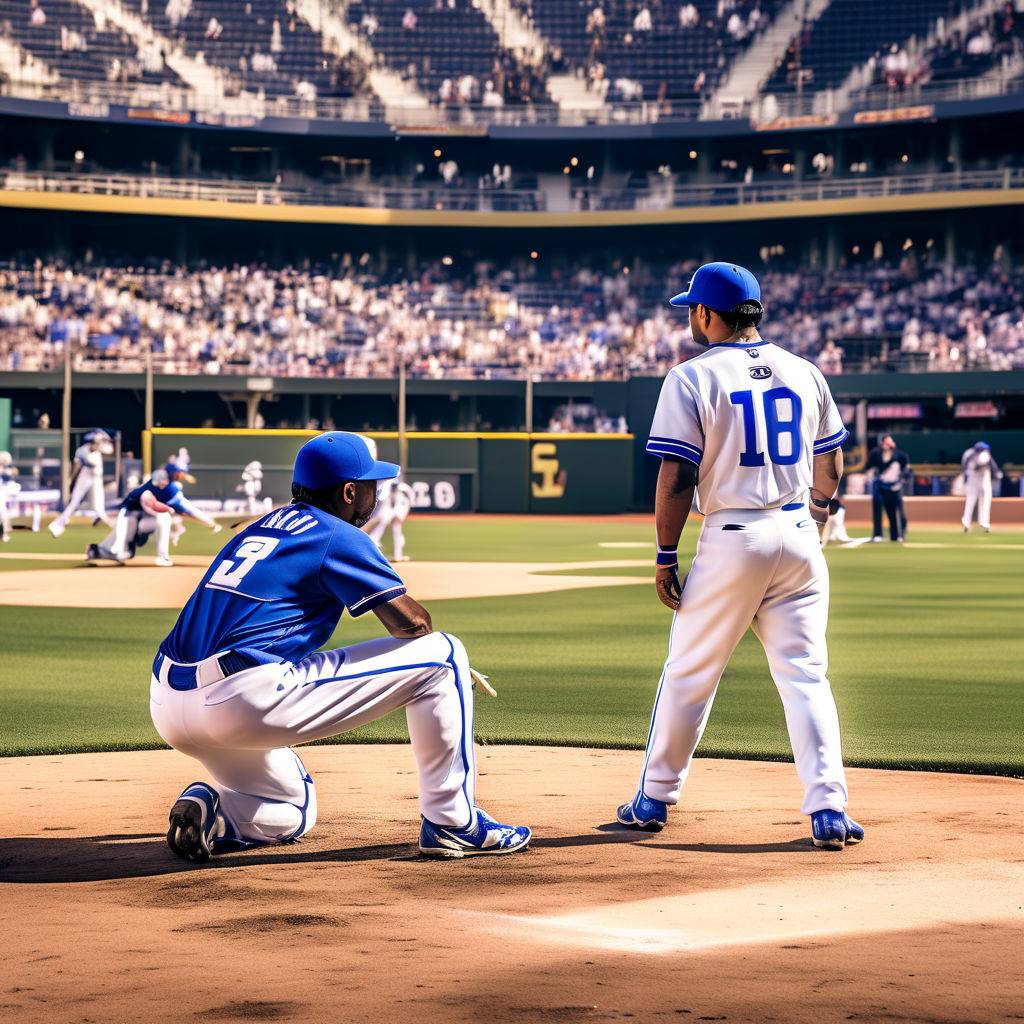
[616,262,863,851]
[87,467,221,566]
[151,432,531,863]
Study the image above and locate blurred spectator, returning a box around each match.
[679,3,700,29]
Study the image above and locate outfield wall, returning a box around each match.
[145,429,634,514]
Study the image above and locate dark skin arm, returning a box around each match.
[810,448,843,532]
[374,593,433,639]
[654,457,697,611]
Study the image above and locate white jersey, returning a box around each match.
[961,447,1001,485]
[74,444,103,477]
[647,340,847,516]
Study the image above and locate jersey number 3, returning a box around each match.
[209,536,280,589]
[729,387,803,466]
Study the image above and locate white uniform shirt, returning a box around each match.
[961,447,1001,485]
[75,445,103,475]
[647,340,847,515]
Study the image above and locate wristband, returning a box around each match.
[656,545,678,567]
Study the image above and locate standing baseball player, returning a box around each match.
[152,432,530,862]
[48,430,114,537]
[960,441,1002,532]
[86,467,221,566]
[359,436,413,561]
[615,262,863,850]
[0,451,18,542]
[238,460,270,516]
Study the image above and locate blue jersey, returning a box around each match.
[159,503,407,666]
[122,479,199,517]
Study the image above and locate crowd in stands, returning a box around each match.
[870,1,1024,93]
[566,0,778,106]
[0,0,375,105]
[1,254,1022,379]
[6,0,1024,121]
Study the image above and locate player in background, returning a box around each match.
[960,441,1003,532]
[866,434,910,542]
[0,451,18,542]
[86,467,222,566]
[163,447,195,485]
[48,429,114,537]
[238,460,272,516]
[615,262,863,850]
[152,432,530,862]
[820,497,853,545]
[163,447,197,548]
[359,435,413,561]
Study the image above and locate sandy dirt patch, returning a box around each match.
[0,558,650,608]
[2,745,1021,1023]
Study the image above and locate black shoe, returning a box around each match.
[167,782,221,863]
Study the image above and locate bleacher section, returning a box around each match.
[346,0,549,105]
[0,0,182,86]
[520,0,782,103]
[118,0,366,98]
[2,1,1024,116]
[765,0,950,94]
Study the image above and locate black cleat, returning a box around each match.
[166,782,221,863]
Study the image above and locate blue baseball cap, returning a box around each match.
[669,262,762,311]
[293,432,399,489]
[975,441,991,450]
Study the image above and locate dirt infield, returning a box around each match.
[0,558,650,608]
[2,745,1021,1024]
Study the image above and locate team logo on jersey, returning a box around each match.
[747,348,760,358]
[749,366,772,379]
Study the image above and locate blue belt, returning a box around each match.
[152,650,257,691]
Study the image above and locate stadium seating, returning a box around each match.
[2,257,1021,380]
[346,0,550,105]
[765,0,951,94]
[0,0,182,86]
[2,1,1022,115]
[518,0,782,103]
[118,0,365,98]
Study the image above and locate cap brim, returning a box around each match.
[668,291,694,307]
[356,460,401,481]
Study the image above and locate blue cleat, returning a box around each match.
[418,807,531,859]
[811,809,865,850]
[616,792,668,832]
[166,781,221,863]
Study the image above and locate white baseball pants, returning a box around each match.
[820,505,851,545]
[243,480,263,515]
[639,507,848,815]
[962,477,992,530]
[0,489,10,539]
[150,631,477,845]
[367,501,408,560]
[55,470,112,527]
[99,508,172,560]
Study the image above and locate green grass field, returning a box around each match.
[1,518,1021,775]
